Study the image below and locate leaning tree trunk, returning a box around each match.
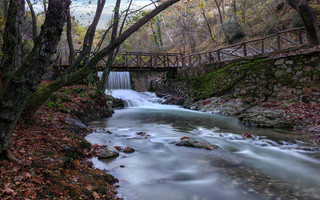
[24,0,181,118]
[26,0,38,42]
[23,0,107,120]
[66,9,75,65]
[96,0,122,98]
[0,0,70,160]
[0,0,25,90]
[65,0,106,74]
[286,0,320,46]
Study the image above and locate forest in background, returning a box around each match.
[0,0,319,61]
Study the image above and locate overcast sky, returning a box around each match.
[27,0,155,29]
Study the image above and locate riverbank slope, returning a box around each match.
[0,84,123,199]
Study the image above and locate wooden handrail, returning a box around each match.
[177,27,307,67]
[60,27,307,68]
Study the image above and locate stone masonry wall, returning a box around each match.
[151,50,320,103]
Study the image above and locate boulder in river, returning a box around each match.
[123,146,135,153]
[160,94,185,105]
[176,137,218,150]
[188,97,251,115]
[98,146,119,159]
[136,132,147,136]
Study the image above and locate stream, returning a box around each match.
[86,72,320,200]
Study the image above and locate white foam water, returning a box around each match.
[107,71,131,89]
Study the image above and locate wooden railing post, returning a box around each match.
[182,54,186,68]
[139,53,142,70]
[217,50,221,61]
[198,54,201,65]
[277,33,281,50]
[261,40,264,54]
[243,43,247,57]
[125,54,128,66]
[175,55,178,67]
[298,30,303,45]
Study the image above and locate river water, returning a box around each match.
[86,72,320,200]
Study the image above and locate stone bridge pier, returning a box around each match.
[130,70,176,92]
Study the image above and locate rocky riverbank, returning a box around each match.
[152,50,320,142]
[156,93,320,139]
[0,84,124,199]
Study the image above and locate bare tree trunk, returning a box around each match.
[0,0,25,90]
[24,0,181,118]
[112,0,133,57]
[0,0,70,160]
[43,0,47,15]
[241,0,246,24]
[3,0,8,19]
[26,0,38,42]
[188,32,196,53]
[202,8,216,44]
[65,0,106,74]
[286,0,320,46]
[94,23,114,53]
[214,0,223,24]
[98,0,122,95]
[233,0,237,15]
[66,9,75,65]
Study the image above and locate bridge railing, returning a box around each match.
[56,27,308,69]
[180,27,308,67]
[111,52,181,69]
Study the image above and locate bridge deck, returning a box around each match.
[110,66,178,71]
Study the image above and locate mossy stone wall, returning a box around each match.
[151,50,320,102]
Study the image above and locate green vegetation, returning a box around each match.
[191,58,270,99]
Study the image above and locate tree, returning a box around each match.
[0,0,180,160]
[24,0,180,119]
[286,0,320,46]
[2,0,8,19]
[0,0,71,160]
[95,0,122,98]
[26,0,38,42]
[0,0,25,89]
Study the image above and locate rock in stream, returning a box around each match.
[175,137,219,150]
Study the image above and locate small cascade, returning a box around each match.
[110,90,160,107]
[107,71,131,89]
[106,71,161,107]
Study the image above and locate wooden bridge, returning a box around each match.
[179,27,308,67]
[55,27,308,71]
[109,52,180,71]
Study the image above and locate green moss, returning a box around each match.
[191,58,271,99]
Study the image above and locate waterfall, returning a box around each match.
[105,71,162,107]
[107,71,131,89]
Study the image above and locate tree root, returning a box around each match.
[0,150,21,163]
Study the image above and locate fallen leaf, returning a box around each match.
[1,187,15,196]
[86,185,93,192]
[12,165,21,172]
[24,172,32,179]
[14,175,24,181]
[73,176,78,183]
[92,191,100,199]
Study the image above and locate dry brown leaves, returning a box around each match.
[0,84,120,199]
